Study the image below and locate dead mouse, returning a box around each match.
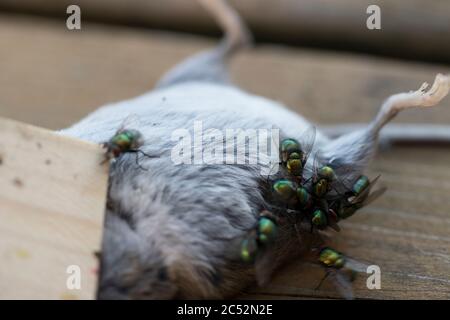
[60,0,450,299]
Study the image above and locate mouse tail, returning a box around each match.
[156,0,252,89]
[197,0,253,56]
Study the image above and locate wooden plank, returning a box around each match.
[0,15,449,130]
[0,0,449,63]
[0,117,109,299]
[0,18,449,299]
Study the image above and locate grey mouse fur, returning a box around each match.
[60,0,450,299]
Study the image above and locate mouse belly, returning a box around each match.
[60,82,327,299]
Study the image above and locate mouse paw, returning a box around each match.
[371,74,450,132]
[388,73,450,112]
[415,74,450,108]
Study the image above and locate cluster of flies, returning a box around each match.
[240,127,385,295]
[100,119,384,296]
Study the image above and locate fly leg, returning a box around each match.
[128,149,159,171]
[315,271,331,291]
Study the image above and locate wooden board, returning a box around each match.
[0,17,449,299]
[0,0,449,63]
[0,117,108,299]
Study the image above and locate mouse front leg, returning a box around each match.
[320,74,450,182]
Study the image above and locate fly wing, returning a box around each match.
[345,257,368,273]
[350,183,386,209]
[319,157,359,194]
[310,151,322,182]
[332,271,355,300]
[254,246,280,287]
[264,126,282,178]
[299,126,317,164]
[360,187,387,207]
[116,113,142,133]
[254,224,299,287]
[368,174,381,187]
[327,209,341,232]
[345,175,384,207]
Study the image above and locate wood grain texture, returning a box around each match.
[0,0,449,62]
[0,117,109,299]
[0,14,449,130]
[0,17,449,299]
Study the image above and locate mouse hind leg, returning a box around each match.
[319,74,450,181]
[156,0,252,89]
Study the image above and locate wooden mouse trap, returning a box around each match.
[0,117,109,299]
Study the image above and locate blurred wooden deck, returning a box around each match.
[0,15,449,299]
